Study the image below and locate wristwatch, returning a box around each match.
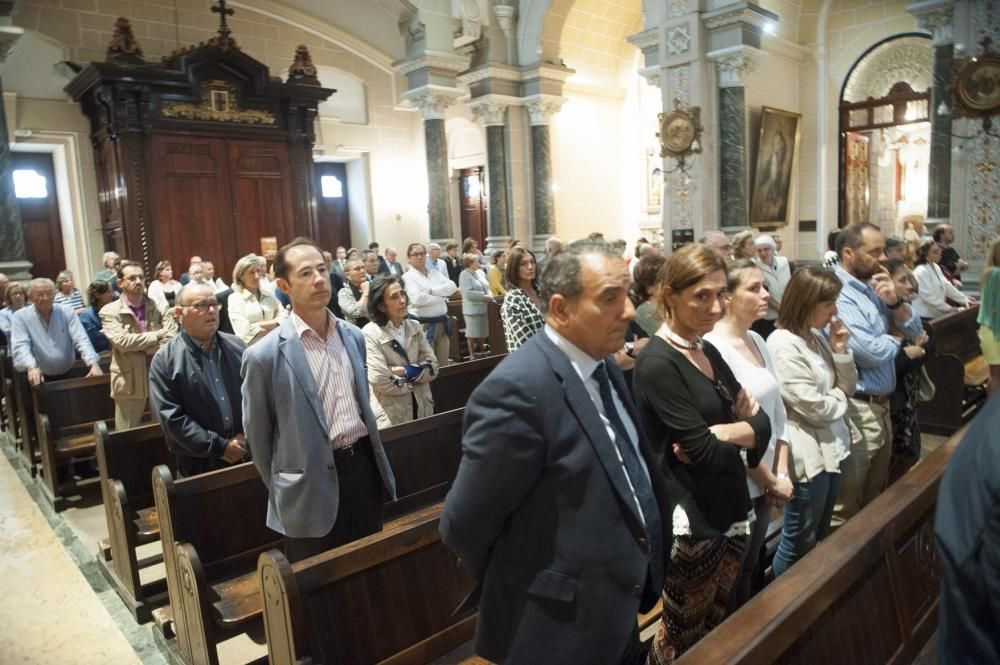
[776,473,791,482]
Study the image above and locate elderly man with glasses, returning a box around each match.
[150,283,248,477]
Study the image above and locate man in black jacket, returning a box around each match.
[150,283,248,477]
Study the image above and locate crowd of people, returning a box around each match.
[0,220,995,664]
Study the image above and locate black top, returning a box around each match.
[939,245,961,277]
[633,336,771,537]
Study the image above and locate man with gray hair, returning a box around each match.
[427,243,448,275]
[700,231,734,263]
[538,235,563,269]
[441,239,676,665]
[0,273,8,310]
[95,251,119,284]
[11,278,103,386]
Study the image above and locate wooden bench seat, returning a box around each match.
[919,306,988,434]
[95,421,174,623]
[431,355,504,414]
[209,570,261,627]
[674,424,964,664]
[33,374,116,509]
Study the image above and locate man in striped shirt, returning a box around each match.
[242,238,396,563]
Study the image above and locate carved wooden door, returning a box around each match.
[13,152,66,280]
[314,161,350,251]
[459,167,487,248]
[228,139,296,264]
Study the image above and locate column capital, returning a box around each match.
[906,0,955,46]
[702,2,776,33]
[469,95,518,126]
[707,45,765,88]
[493,2,516,39]
[523,94,565,126]
[403,85,463,120]
[392,50,471,77]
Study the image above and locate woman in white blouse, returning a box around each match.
[766,267,857,576]
[227,253,285,345]
[147,260,182,310]
[912,241,970,319]
[704,259,793,610]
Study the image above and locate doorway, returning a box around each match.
[314,162,351,252]
[13,151,66,280]
[459,167,487,247]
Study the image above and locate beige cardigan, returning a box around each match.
[362,319,438,429]
[767,329,857,482]
[100,296,177,401]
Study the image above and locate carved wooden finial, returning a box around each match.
[107,16,145,64]
[287,45,319,85]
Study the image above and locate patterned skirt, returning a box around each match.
[647,535,748,664]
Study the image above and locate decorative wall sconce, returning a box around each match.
[937,36,1000,141]
[657,98,703,176]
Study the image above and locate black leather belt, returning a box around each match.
[854,393,889,405]
[333,435,370,461]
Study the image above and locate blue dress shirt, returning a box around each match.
[834,266,923,396]
[11,304,100,376]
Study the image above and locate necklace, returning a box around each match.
[662,324,703,351]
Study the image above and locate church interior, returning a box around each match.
[0,0,998,662]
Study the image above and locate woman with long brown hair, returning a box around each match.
[499,247,545,351]
[634,243,771,660]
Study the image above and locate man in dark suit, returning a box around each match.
[935,394,1000,663]
[384,247,403,276]
[330,246,348,280]
[242,238,396,562]
[440,239,677,665]
[370,241,390,275]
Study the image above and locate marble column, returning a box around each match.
[471,102,511,254]
[0,20,30,280]
[708,47,761,232]
[408,90,460,242]
[909,2,956,223]
[526,97,563,251]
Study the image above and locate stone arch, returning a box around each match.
[516,0,650,68]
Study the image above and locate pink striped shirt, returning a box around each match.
[290,311,368,449]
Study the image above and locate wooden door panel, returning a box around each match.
[14,152,66,280]
[228,140,295,259]
[149,135,233,277]
[314,162,350,251]
[459,167,486,247]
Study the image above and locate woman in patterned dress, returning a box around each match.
[499,247,545,351]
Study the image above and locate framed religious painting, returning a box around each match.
[750,106,801,229]
[844,132,870,225]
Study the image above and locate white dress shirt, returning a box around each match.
[403,267,458,318]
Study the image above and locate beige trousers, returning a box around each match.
[425,322,451,368]
[830,398,892,531]
[114,398,146,432]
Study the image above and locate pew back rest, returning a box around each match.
[380,408,464,519]
[431,354,505,413]
[96,421,171,511]
[33,374,114,437]
[259,502,476,665]
[676,426,964,665]
[924,305,980,360]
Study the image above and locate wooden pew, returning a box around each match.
[918,306,988,434]
[32,374,116,509]
[258,502,477,665]
[0,342,17,438]
[431,354,504,414]
[154,409,465,665]
[486,297,507,356]
[153,462,279,665]
[95,421,173,623]
[675,424,964,664]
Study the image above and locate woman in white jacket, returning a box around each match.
[767,267,857,576]
[912,241,970,319]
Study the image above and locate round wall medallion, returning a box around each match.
[955,55,1000,115]
[659,111,696,158]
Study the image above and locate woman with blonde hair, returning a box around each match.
[978,237,1000,394]
[54,270,86,313]
[766,267,855,576]
[0,282,26,338]
[460,252,493,358]
[731,230,756,260]
[634,243,771,660]
[227,254,285,345]
[704,259,792,609]
[147,260,182,309]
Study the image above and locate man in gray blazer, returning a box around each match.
[242,238,396,563]
[441,240,679,665]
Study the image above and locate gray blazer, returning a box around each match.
[459,269,490,316]
[241,316,396,538]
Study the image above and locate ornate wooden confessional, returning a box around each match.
[66,4,334,278]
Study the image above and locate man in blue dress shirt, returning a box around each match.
[831,223,923,530]
[11,278,102,386]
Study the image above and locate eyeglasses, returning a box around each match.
[409,252,426,258]
[712,379,740,422]
[186,300,219,313]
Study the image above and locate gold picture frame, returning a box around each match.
[750,106,801,229]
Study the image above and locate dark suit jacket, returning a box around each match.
[935,394,1000,664]
[327,272,345,319]
[440,331,679,665]
[149,331,246,477]
[377,255,390,275]
[215,288,235,335]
